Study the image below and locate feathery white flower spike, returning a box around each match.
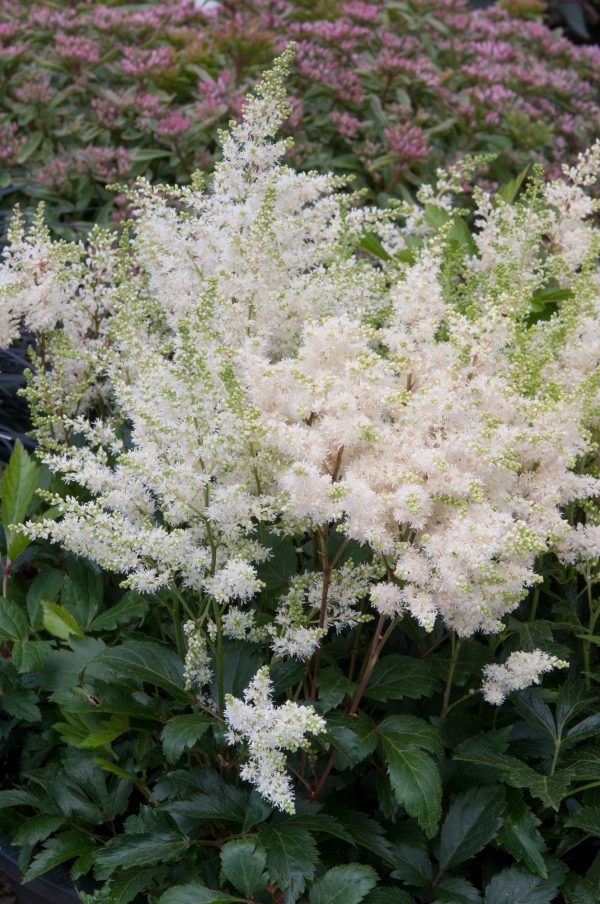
[224,666,326,813]
[481,650,568,705]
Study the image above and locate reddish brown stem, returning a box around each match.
[309,525,332,701]
[313,613,387,801]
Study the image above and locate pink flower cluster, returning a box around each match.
[0,0,597,227]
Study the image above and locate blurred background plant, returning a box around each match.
[0,0,598,241]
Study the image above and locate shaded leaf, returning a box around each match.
[309,864,378,904]
[95,832,188,880]
[327,712,378,769]
[84,640,187,699]
[380,725,442,837]
[160,886,241,904]
[260,824,319,902]
[565,807,600,836]
[90,591,149,631]
[23,830,96,882]
[438,787,505,872]
[365,655,439,701]
[497,791,547,879]
[161,714,212,764]
[0,598,29,641]
[484,864,564,904]
[220,838,267,896]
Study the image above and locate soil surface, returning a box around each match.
[0,875,15,903]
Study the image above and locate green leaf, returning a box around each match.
[327,809,395,866]
[438,787,505,873]
[93,758,139,783]
[220,839,267,896]
[62,560,103,628]
[26,568,63,628]
[564,746,600,779]
[379,725,442,837]
[0,789,43,809]
[164,785,247,824]
[309,864,378,904]
[424,204,450,229]
[159,885,241,904]
[497,791,547,879]
[89,591,149,631]
[260,824,319,901]
[565,807,600,835]
[389,845,433,887]
[497,165,530,204]
[434,877,482,903]
[1,439,39,560]
[318,665,355,713]
[0,598,29,641]
[132,148,172,162]
[484,864,563,904]
[94,832,188,879]
[12,814,64,847]
[364,891,414,904]
[16,131,43,164]
[359,233,391,261]
[365,655,439,701]
[23,830,96,882]
[562,873,599,904]
[454,746,570,809]
[565,714,600,746]
[42,601,84,639]
[79,715,129,750]
[11,639,53,673]
[378,716,442,756]
[327,712,378,769]
[84,639,187,699]
[102,867,166,904]
[2,685,41,722]
[511,690,556,740]
[161,714,212,764]
[219,640,262,698]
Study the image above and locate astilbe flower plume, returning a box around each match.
[2,48,600,804]
[224,666,326,813]
[481,650,569,704]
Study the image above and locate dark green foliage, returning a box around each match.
[0,440,599,903]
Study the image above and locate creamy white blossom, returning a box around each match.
[7,50,600,649]
[481,650,568,705]
[224,666,326,813]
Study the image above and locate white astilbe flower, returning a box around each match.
[224,666,326,813]
[481,650,568,705]
[555,523,600,565]
[183,621,212,692]
[222,607,266,642]
[370,582,406,617]
[268,564,376,660]
[204,560,264,604]
[11,49,600,644]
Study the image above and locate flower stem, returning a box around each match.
[441,634,462,717]
[213,599,225,714]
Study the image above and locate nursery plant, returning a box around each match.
[0,0,598,234]
[1,49,600,903]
